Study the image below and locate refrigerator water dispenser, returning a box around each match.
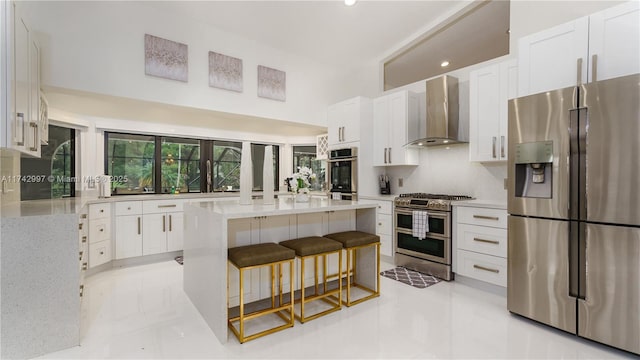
[514,141,553,198]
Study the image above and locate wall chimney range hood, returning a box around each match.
[409,75,467,147]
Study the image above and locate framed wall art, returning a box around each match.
[209,51,243,92]
[144,34,188,82]
[257,65,286,101]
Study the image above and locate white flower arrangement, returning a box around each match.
[289,166,316,194]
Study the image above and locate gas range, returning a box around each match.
[394,193,474,211]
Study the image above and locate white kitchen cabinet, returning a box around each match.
[327,96,371,148]
[114,201,143,259]
[1,1,41,156]
[88,203,112,268]
[372,91,419,166]
[588,1,640,82]
[142,199,184,255]
[518,1,639,96]
[358,198,393,257]
[455,206,508,287]
[469,59,517,162]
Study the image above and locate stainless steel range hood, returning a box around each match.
[409,75,467,147]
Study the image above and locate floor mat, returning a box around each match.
[380,266,441,288]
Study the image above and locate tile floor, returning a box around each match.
[38,260,633,359]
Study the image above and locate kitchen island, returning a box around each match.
[183,196,378,344]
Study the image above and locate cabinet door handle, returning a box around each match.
[82,262,88,271]
[16,113,25,146]
[29,123,38,151]
[384,148,388,164]
[576,58,583,85]
[474,264,500,274]
[388,147,391,163]
[79,284,84,297]
[169,215,172,232]
[473,215,500,221]
[500,136,505,159]
[162,215,166,232]
[137,217,141,235]
[158,204,177,208]
[473,237,500,245]
[492,137,497,158]
[79,251,83,261]
[591,54,598,82]
[100,209,104,213]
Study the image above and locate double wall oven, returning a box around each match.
[327,147,357,200]
[394,193,472,281]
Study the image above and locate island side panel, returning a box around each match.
[183,204,228,344]
[355,207,378,290]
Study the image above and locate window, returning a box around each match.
[211,141,279,192]
[105,131,280,194]
[160,137,200,193]
[20,125,76,200]
[106,133,155,195]
[292,145,325,191]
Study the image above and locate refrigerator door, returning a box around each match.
[507,86,576,219]
[578,223,640,354]
[507,216,576,333]
[582,74,640,226]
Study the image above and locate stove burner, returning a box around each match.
[398,193,474,201]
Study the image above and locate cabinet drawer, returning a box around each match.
[457,206,507,229]
[376,201,392,215]
[115,201,142,216]
[377,214,392,236]
[456,249,507,287]
[89,240,112,268]
[143,199,183,214]
[89,218,111,244]
[457,223,507,258]
[89,203,111,219]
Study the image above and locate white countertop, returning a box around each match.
[1,191,319,218]
[187,196,377,219]
[453,199,507,210]
[359,194,397,201]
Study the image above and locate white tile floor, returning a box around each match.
[39,260,633,359]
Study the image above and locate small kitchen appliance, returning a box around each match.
[379,175,390,195]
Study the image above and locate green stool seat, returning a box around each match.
[279,236,343,323]
[228,242,295,268]
[324,231,380,248]
[280,236,343,257]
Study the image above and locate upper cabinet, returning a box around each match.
[469,60,517,162]
[372,90,419,166]
[1,1,42,157]
[327,96,371,148]
[518,1,640,96]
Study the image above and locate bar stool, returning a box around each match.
[324,231,380,306]
[227,242,295,343]
[279,236,343,323]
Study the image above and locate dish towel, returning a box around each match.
[412,211,429,240]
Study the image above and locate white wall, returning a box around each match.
[20,1,348,128]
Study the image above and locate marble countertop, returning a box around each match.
[453,199,507,210]
[1,191,325,218]
[187,196,377,220]
[358,194,397,201]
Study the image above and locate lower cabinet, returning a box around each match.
[89,239,112,268]
[358,198,393,257]
[88,203,112,268]
[455,206,508,287]
[142,211,183,255]
[115,214,142,259]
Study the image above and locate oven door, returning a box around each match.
[395,229,450,265]
[395,208,450,238]
[328,158,357,194]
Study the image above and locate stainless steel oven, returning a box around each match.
[394,193,472,281]
[327,147,357,200]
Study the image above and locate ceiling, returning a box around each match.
[150,1,473,70]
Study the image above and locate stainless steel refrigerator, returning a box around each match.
[507,73,639,355]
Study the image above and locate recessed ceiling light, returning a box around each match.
[441,61,450,67]
[344,0,357,6]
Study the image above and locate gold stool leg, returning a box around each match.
[239,267,245,343]
[300,256,305,322]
